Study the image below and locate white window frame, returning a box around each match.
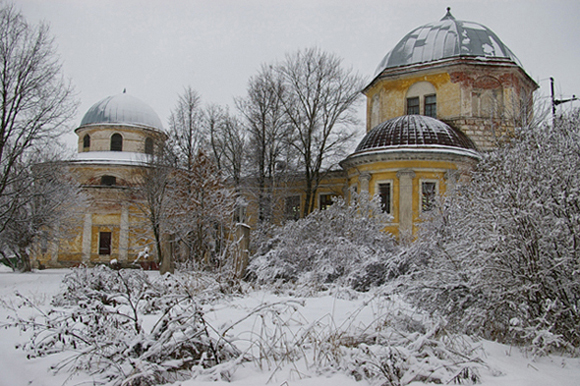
[374,179,394,215]
[419,179,439,213]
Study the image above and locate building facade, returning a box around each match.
[36,93,165,268]
[35,9,538,267]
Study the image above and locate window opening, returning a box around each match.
[421,181,437,212]
[145,137,154,155]
[319,194,337,210]
[407,97,420,115]
[83,134,90,150]
[99,232,112,255]
[110,133,123,151]
[101,175,116,186]
[424,94,437,117]
[378,183,391,214]
[285,195,301,221]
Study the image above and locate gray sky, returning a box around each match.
[15,0,580,149]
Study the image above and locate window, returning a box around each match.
[99,232,112,255]
[145,137,154,155]
[421,181,437,212]
[110,133,123,151]
[406,81,436,116]
[285,195,301,220]
[319,194,337,210]
[101,175,116,186]
[407,97,420,115]
[424,94,437,117]
[378,183,391,214]
[83,134,90,150]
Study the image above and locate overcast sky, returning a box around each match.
[14,0,580,149]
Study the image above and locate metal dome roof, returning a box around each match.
[375,8,521,75]
[355,115,477,153]
[80,93,163,131]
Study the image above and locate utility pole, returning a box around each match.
[551,77,577,122]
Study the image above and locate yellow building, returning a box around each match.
[36,9,539,267]
[36,92,165,268]
[277,8,538,237]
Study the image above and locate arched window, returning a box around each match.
[101,175,116,186]
[145,137,154,155]
[83,134,90,150]
[110,133,123,151]
[406,81,437,117]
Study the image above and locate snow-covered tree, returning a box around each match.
[0,148,83,271]
[248,193,397,289]
[405,110,580,350]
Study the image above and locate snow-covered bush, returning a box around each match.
[248,193,399,290]
[238,291,486,385]
[11,266,240,385]
[404,111,580,352]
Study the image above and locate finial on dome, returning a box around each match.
[441,6,455,21]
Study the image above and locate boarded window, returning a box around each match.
[101,175,116,186]
[407,97,420,115]
[110,133,123,151]
[285,195,301,220]
[99,232,112,255]
[378,183,391,214]
[421,181,437,212]
[424,94,437,117]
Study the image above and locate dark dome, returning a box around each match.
[80,93,163,131]
[355,115,477,153]
[375,8,521,75]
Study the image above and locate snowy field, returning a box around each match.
[0,268,579,386]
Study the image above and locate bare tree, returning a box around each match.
[277,47,364,216]
[167,86,205,171]
[0,3,77,270]
[0,147,83,271]
[236,64,291,223]
[207,105,246,189]
[132,143,176,275]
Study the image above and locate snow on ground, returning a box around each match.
[0,269,579,386]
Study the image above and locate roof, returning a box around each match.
[69,151,151,166]
[375,8,521,76]
[79,93,163,131]
[354,115,478,154]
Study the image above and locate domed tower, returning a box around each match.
[38,93,166,268]
[365,8,537,150]
[342,9,535,237]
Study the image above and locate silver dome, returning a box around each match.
[375,8,521,75]
[80,93,163,131]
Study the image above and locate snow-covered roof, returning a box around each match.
[69,151,152,166]
[79,93,163,131]
[375,8,522,76]
[353,114,478,154]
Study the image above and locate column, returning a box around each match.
[445,169,460,196]
[119,206,129,262]
[82,213,92,262]
[359,172,371,193]
[397,169,415,237]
